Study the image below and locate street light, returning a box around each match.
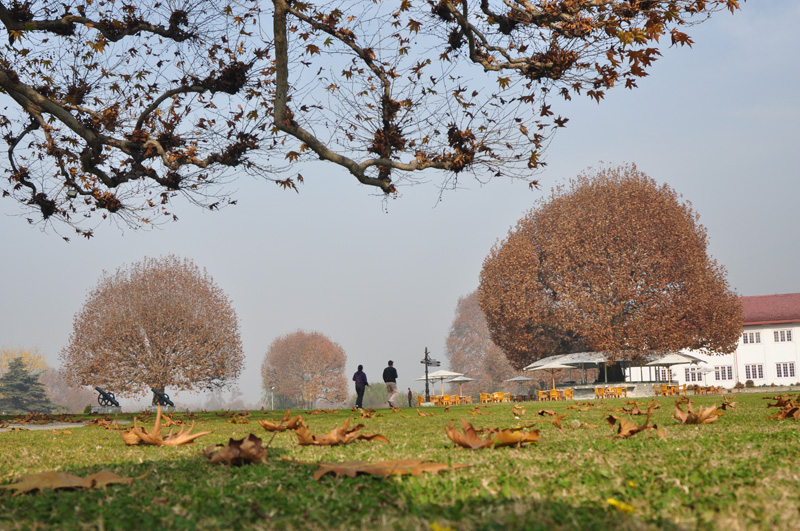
[270,386,275,410]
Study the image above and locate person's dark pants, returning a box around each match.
[408,395,412,407]
[355,386,366,409]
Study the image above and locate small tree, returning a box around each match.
[444,291,516,395]
[0,357,57,414]
[261,331,348,409]
[60,255,243,398]
[0,346,48,378]
[479,164,743,369]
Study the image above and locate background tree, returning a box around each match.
[60,254,243,398]
[444,290,517,395]
[39,366,95,413]
[479,164,743,370]
[0,357,58,413]
[0,345,48,377]
[0,0,741,236]
[261,330,348,409]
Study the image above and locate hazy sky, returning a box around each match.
[1,2,798,407]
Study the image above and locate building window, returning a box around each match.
[654,367,672,381]
[714,366,733,381]
[684,367,704,382]
[773,330,793,342]
[743,332,761,344]
[744,364,764,380]
[776,362,796,378]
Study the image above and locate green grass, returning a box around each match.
[2,393,800,530]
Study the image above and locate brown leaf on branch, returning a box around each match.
[204,433,268,465]
[0,470,147,496]
[293,419,389,446]
[121,406,211,446]
[287,459,470,481]
[672,400,721,425]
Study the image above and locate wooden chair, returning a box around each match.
[479,393,491,404]
[462,395,473,404]
[503,392,511,403]
[491,392,503,403]
[416,395,425,406]
[617,386,628,398]
[676,384,687,396]
[441,395,452,406]
[653,385,664,397]
[548,389,561,401]
[537,390,549,401]
[564,388,574,400]
[594,388,604,399]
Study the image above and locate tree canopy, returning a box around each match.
[1,0,741,236]
[0,345,47,377]
[445,290,517,395]
[60,254,243,397]
[479,164,743,369]
[261,330,348,409]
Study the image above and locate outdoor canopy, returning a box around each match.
[415,369,464,396]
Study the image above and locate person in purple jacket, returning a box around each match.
[352,365,370,409]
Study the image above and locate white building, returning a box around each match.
[656,293,800,388]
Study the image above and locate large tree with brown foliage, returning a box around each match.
[1,0,741,236]
[261,330,348,409]
[445,290,517,394]
[60,255,243,397]
[479,164,743,370]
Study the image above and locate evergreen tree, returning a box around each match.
[0,357,57,414]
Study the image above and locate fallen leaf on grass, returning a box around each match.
[9,427,29,431]
[258,410,304,431]
[511,405,525,417]
[204,433,268,465]
[121,406,211,446]
[417,409,434,417]
[606,404,665,438]
[446,419,539,449]
[289,459,470,480]
[359,409,378,418]
[51,429,72,435]
[551,413,566,430]
[0,420,8,428]
[537,410,556,416]
[293,419,389,446]
[469,406,482,415]
[0,470,147,496]
[720,396,737,410]
[768,402,800,420]
[672,400,720,425]
[307,409,335,415]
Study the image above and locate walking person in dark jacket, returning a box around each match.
[383,360,399,408]
[352,365,369,409]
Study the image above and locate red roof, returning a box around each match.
[741,293,800,326]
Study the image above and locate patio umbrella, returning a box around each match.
[415,370,463,396]
[524,362,574,390]
[645,352,703,384]
[446,375,475,396]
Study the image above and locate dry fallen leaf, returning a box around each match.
[537,409,556,417]
[293,419,389,446]
[672,400,720,425]
[446,418,539,449]
[288,459,471,480]
[720,396,737,410]
[0,470,147,496]
[204,433,268,465]
[511,405,525,417]
[606,404,665,438]
[121,406,211,446]
[416,409,434,417]
[258,410,304,431]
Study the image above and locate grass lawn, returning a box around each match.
[2,392,800,530]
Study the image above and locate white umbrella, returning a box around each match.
[415,370,463,396]
[524,362,573,389]
[504,376,535,382]
[446,375,475,396]
[645,352,703,384]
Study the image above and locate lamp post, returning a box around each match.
[270,386,275,410]
[420,347,441,402]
